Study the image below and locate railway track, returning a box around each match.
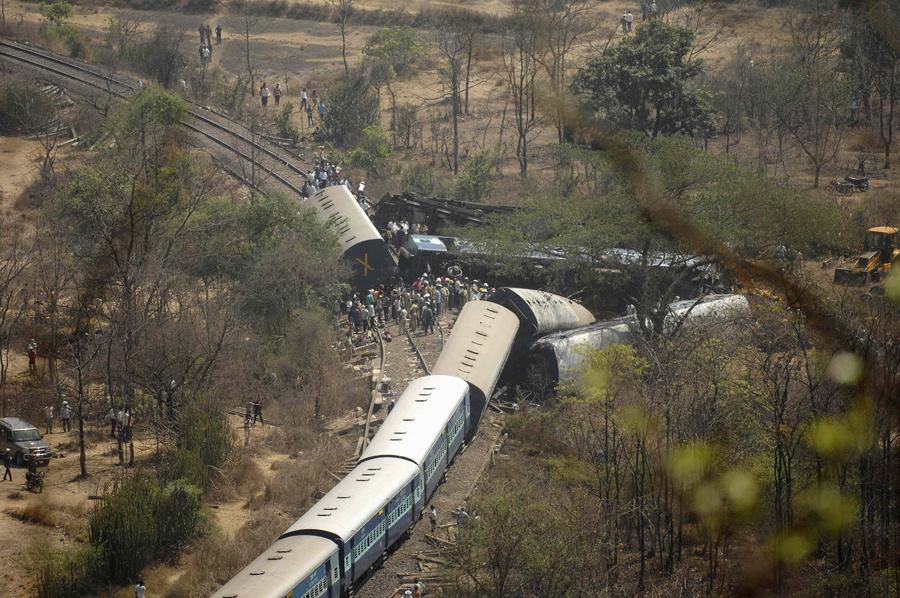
[0,39,309,195]
[404,319,445,375]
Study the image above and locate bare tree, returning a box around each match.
[0,224,30,388]
[435,25,469,174]
[327,0,354,76]
[766,6,848,187]
[502,0,543,175]
[533,0,596,143]
[232,8,260,107]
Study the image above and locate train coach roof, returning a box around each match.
[493,288,595,337]
[211,535,336,598]
[360,375,468,465]
[432,301,519,401]
[281,456,418,542]
[301,186,381,253]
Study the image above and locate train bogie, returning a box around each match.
[526,294,751,398]
[281,456,420,590]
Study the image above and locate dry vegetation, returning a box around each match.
[0,0,898,596]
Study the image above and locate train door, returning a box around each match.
[327,552,340,597]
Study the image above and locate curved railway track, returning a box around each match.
[0,39,309,194]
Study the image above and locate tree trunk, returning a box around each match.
[464,41,473,115]
[340,22,349,76]
[451,82,459,175]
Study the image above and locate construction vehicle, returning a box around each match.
[833,226,899,285]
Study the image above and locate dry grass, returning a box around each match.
[164,506,292,597]
[6,500,58,528]
[207,452,267,503]
[846,127,885,153]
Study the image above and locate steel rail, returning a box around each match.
[356,326,386,458]
[0,39,308,193]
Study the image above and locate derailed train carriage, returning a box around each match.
[212,302,521,598]
[301,186,395,290]
[212,291,598,598]
[521,294,752,399]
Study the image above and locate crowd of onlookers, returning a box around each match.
[337,273,496,352]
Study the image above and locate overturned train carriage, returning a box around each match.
[523,294,752,399]
[432,301,519,438]
[491,287,596,345]
[301,186,394,290]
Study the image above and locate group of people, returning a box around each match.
[299,87,327,126]
[258,82,284,107]
[341,272,495,341]
[301,159,351,197]
[42,401,74,434]
[197,23,221,68]
[300,160,368,208]
[622,2,659,33]
[384,219,431,251]
[639,1,660,21]
[105,406,138,443]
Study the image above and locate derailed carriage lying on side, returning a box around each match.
[521,294,752,400]
[301,186,395,291]
[212,290,600,598]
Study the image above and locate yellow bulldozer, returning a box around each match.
[833,226,899,285]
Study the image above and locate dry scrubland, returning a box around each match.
[0,0,899,597]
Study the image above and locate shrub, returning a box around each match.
[322,71,380,146]
[157,479,203,552]
[88,474,204,582]
[33,545,108,598]
[401,163,435,197]
[349,125,393,178]
[452,150,494,203]
[274,102,300,145]
[0,77,56,134]
[164,396,231,492]
[89,477,159,581]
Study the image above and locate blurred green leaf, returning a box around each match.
[885,268,900,304]
[668,442,714,487]
[720,469,758,514]
[826,351,863,385]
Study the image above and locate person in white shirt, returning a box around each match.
[134,580,146,598]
